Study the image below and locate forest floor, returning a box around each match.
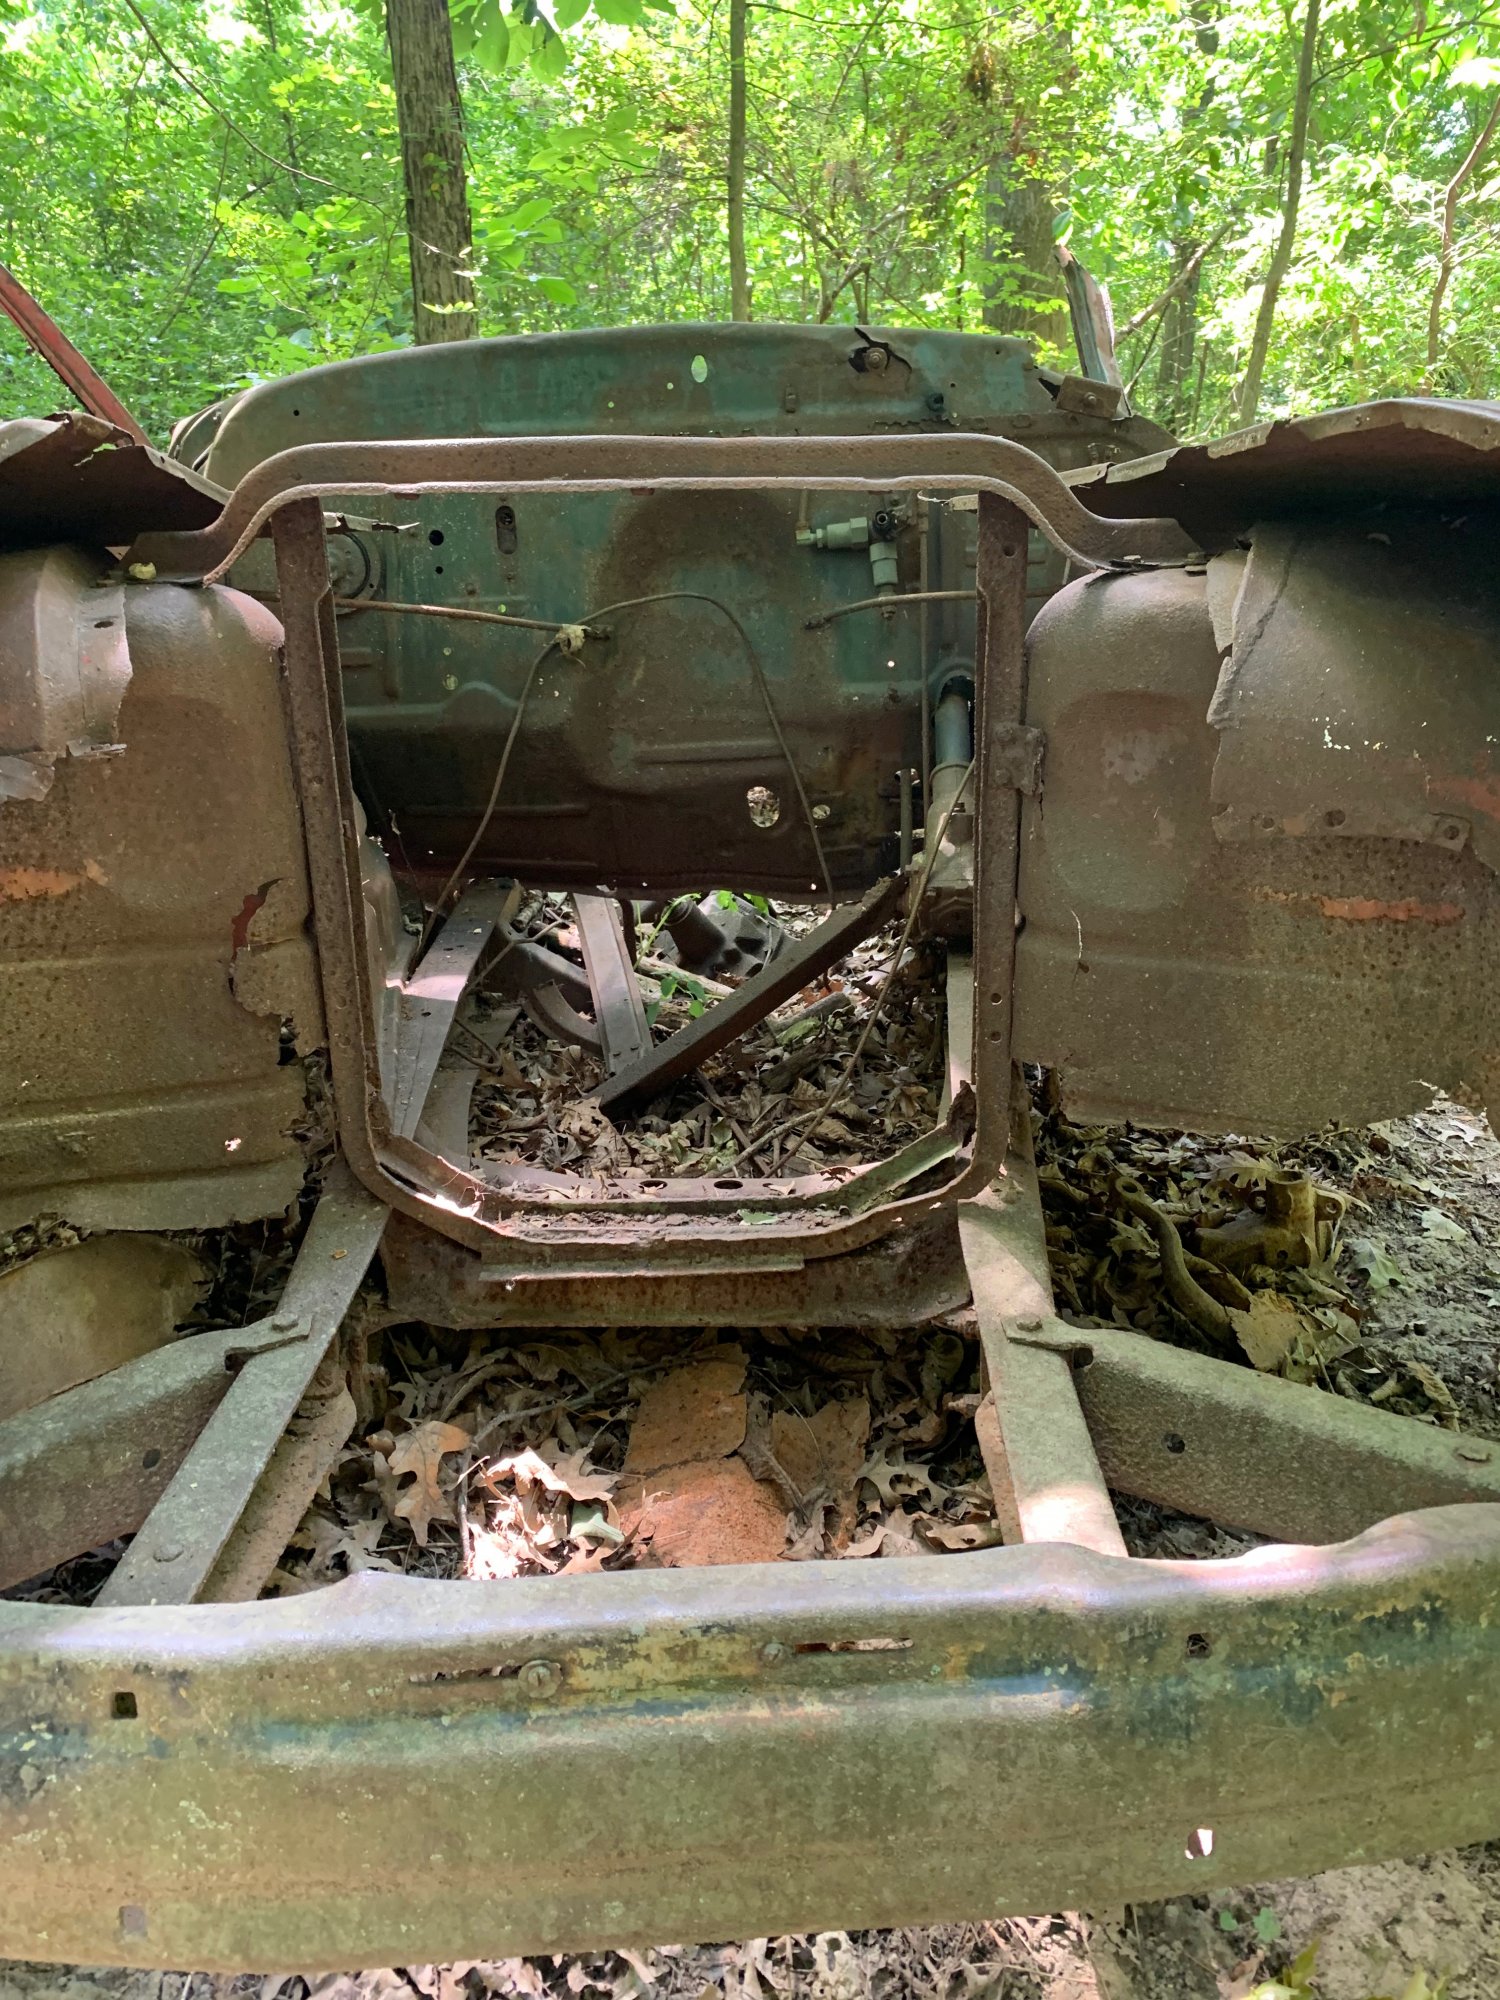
[5,963,1500,1998]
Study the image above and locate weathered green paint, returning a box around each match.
[200,325,1171,895]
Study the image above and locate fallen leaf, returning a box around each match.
[623,1348,748,1474]
[1418,1206,1468,1245]
[1347,1236,1405,1290]
[388,1419,471,1545]
[618,1455,786,1566]
[770,1396,870,1540]
[1230,1291,1311,1372]
[917,1518,1004,1551]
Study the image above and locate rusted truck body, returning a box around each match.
[1,324,1498,1968]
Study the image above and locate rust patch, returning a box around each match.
[1430,769,1500,824]
[1252,886,1464,925]
[0,858,106,902]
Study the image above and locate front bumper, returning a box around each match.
[4,1502,1500,1971]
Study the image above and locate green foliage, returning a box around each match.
[2,0,1499,439]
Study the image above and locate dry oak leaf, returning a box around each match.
[623,1346,748,1474]
[388,1419,471,1545]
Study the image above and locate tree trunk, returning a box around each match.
[981,166,1068,351]
[386,0,477,344]
[1155,237,1203,431]
[1234,0,1321,424]
[1424,88,1500,389]
[728,0,749,318]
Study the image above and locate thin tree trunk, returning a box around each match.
[1234,0,1321,424]
[1155,238,1204,431]
[386,0,477,344]
[981,167,1068,349]
[1424,89,1500,388]
[728,0,749,318]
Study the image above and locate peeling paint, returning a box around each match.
[1252,885,1465,925]
[0,859,107,903]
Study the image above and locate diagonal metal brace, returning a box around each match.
[590,877,901,1115]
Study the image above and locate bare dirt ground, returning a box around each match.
[5,1059,1498,1999]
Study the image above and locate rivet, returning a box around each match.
[758,1641,788,1666]
[153,1543,184,1564]
[518,1658,562,1696]
[271,1312,299,1332]
[1014,1316,1043,1333]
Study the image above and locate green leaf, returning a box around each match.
[508,195,556,229]
[215,276,260,295]
[593,0,645,24]
[529,29,570,78]
[536,275,578,304]
[474,9,512,72]
[552,0,592,27]
[1347,1236,1405,1290]
[1252,1907,1283,1945]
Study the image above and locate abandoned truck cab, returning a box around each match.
[1,325,1499,1969]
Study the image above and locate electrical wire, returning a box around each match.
[423,589,835,946]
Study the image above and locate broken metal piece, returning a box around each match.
[0,412,225,551]
[590,878,901,1115]
[0,263,149,443]
[572,892,650,1073]
[389,881,513,1138]
[652,891,786,980]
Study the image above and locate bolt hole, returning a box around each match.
[747,784,781,829]
[1001,544,1018,557]
[1164,1432,1187,1455]
[1324,808,1346,828]
[434,564,444,575]
[142,1447,161,1470]
[428,529,445,547]
[94,618,115,629]
[1185,1826,1214,1860]
[715,1178,744,1190]
[112,1692,138,1719]
[1070,1345,1095,1371]
[119,1905,148,1939]
[690,353,709,383]
[1185,1632,1212,1660]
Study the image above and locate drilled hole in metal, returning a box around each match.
[142,1447,161,1470]
[1185,1632,1212,1660]
[1163,1432,1187,1455]
[1185,1827,1214,1860]
[746,784,781,829]
[112,1692,138,1719]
